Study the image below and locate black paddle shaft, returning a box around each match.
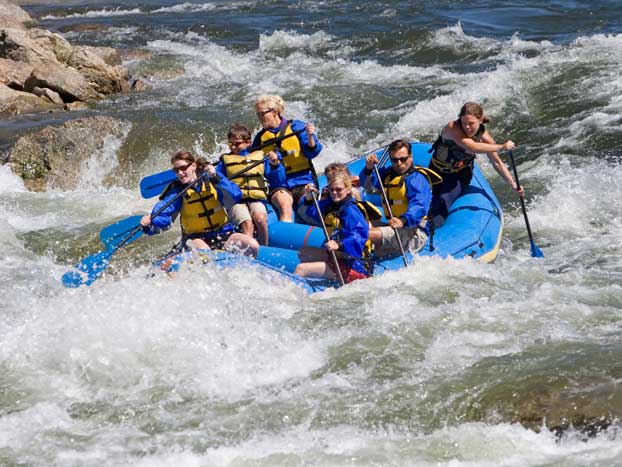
[310,191,346,286]
[372,158,409,268]
[508,151,537,243]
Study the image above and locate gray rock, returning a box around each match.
[24,61,102,102]
[31,85,63,104]
[0,82,58,115]
[0,0,33,28]
[0,21,132,112]
[0,56,32,88]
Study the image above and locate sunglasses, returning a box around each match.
[390,156,409,163]
[255,108,275,118]
[172,163,192,174]
[229,140,250,147]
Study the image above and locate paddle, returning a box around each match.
[310,191,345,286]
[372,150,409,267]
[508,150,544,258]
[139,128,305,199]
[100,215,144,249]
[62,171,211,288]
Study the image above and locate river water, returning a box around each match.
[2,1,622,465]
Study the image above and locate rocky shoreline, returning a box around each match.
[0,0,134,115]
[0,0,147,190]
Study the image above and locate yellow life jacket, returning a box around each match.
[180,180,228,235]
[258,121,312,176]
[324,199,379,260]
[220,151,267,200]
[382,166,442,220]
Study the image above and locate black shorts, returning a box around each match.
[184,226,234,250]
[270,185,308,207]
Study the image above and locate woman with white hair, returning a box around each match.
[252,94,323,222]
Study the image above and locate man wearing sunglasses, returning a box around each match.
[359,139,438,258]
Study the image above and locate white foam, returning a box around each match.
[259,30,335,52]
[42,7,142,20]
[0,164,26,194]
[76,124,131,191]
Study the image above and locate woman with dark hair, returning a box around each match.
[429,102,524,226]
[140,150,259,256]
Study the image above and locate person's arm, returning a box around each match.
[446,125,515,155]
[397,172,432,228]
[481,132,525,197]
[140,185,183,234]
[209,164,242,205]
[359,154,380,192]
[335,205,369,259]
[264,151,286,188]
[214,159,228,180]
[297,184,324,225]
[291,120,322,159]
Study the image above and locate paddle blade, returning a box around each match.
[140,169,177,198]
[530,240,545,258]
[62,249,114,288]
[100,215,144,249]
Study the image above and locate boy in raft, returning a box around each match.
[215,123,284,245]
[294,172,374,284]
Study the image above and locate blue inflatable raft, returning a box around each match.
[172,142,503,294]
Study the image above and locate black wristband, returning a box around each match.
[363,167,373,175]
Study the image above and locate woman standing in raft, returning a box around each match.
[429,102,524,226]
[252,94,323,222]
[294,173,372,284]
[140,150,259,257]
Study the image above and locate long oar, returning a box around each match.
[372,160,409,267]
[139,128,305,199]
[100,215,144,249]
[62,172,210,288]
[508,150,544,258]
[310,191,345,286]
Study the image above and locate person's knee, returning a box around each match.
[252,212,267,224]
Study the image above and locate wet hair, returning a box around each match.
[459,102,491,124]
[227,123,252,142]
[388,138,412,155]
[255,94,285,115]
[324,162,350,179]
[170,150,195,164]
[171,150,207,173]
[328,173,352,190]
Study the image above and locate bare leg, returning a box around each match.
[190,238,211,249]
[225,232,259,257]
[271,190,294,222]
[298,246,327,263]
[369,227,383,248]
[240,219,254,238]
[252,212,269,246]
[294,261,337,280]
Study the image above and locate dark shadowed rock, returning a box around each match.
[453,342,622,436]
[6,115,129,191]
